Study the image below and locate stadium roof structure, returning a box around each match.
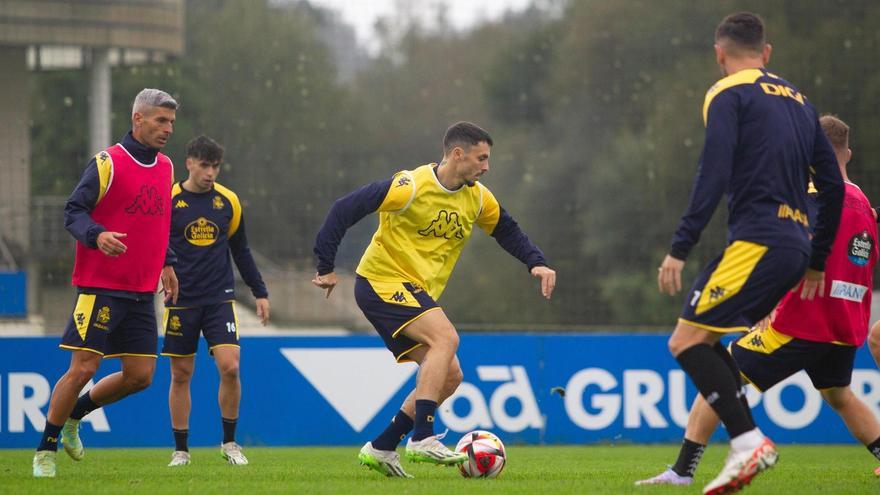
[0,0,184,69]
[0,0,185,317]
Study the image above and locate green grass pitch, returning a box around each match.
[2,445,877,494]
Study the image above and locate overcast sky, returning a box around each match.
[309,0,533,53]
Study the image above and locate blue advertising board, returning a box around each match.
[0,271,26,317]
[1,334,878,448]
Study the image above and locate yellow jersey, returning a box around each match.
[356,164,501,299]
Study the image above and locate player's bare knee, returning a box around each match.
[170,367,193,384]
[668,329,712,357]
[435,327,459,353]
[68,360,100,386]
[667,335,687,357]
[132,376,153,392]
[124,373,153,393]
[421,327,459,356]
[448,330,460,352]
[447,362,463,390]
[869,322,880,353]
[219,361,240,381]
[67,367,97,389]
[821,387,852,410]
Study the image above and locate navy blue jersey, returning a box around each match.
[168,181,267,307]
[670,68,843,271]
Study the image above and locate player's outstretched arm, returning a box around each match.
[477,197,549,277]
[796,268,825,301]
[255,297,270,325]
[96,231,128,257]
[312,272,338,299]
[228,214,270,303]
[807,118,844,272]
[668,91,738,264]
[312,174,414,296]
[64,159,107,248]
[530,265,556,300]
[161,265,179,304]
[657,254,685,295]
[313,178,399,277]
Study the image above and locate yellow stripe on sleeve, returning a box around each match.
[95,151,114,204]
[214,182,242,237]
[378,171,416,212]
[702,68,763,126]
[476,184,501,234]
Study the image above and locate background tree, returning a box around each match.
[30,0,880,328]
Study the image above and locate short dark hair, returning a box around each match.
[185,135,224,164]
[443,121,493,154]
[820,114,849,153]
[715,12,765,54]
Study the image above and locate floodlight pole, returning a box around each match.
[88,47,111,153]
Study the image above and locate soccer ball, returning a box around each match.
[455,430,506,478]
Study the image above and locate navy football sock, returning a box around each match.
[676,344,755,438]
[69,392,100,421]
[411,400,438,442]
[37,421,63,452]
[713,342,754,424]
[372,410,415,451]
[173,428,189,452]
[671,438,706,477]
[222,417,237,444]
[867,436,880,461]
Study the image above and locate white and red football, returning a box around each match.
[455,430,506,478]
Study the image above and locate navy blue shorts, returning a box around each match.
[60,293,158,358]
[680,241,808,333]
[354,276,440,363]
[732,324,856,391]
[161,301,239,357]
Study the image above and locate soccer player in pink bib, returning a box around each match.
[33,89,180,478]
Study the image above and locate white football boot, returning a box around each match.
[358,442,413,478]
[168,450,191,467]
[33,450,57,478]
[221,441,249,465]
[405,431,467,466]
[635,467,694,486]
[61,418,84,461]
[703,437,777,495]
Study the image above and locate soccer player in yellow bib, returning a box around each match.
[312,121,555,478]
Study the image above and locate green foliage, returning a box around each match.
[483,23,560,125]
[29,71,91,195]
[28,0,880,327]
[113,0,362,259]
